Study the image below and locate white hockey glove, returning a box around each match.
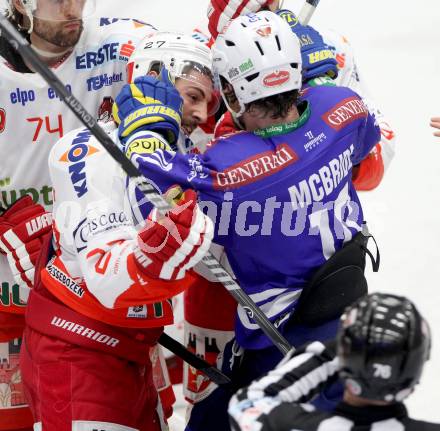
[135,188,213,281]
[208,0,277,39]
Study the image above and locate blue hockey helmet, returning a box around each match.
[276,9,338,82]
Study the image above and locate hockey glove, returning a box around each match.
[214,111,242,138]
[135,188,213,281]
[208,0,276,39]
[276,9,339,81]
[0,195,52,290]
[353,144,384,191]
[113,72,183,146]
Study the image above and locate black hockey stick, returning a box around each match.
[159,333,232,386]
[0,16,292,356]
[298,0,321,25]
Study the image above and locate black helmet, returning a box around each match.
[337,293,431,402]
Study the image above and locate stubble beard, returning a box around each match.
[33,18,84,48]
[182,113,200,136]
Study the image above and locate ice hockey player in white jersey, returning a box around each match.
[0,0,155,212]
[19,120,213,431]
[229,293,438,431]
[3,30,218,430]
[0,1,155,428]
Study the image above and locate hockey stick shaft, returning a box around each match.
[159,333,232,386]
[298,0,321,25]
[0,16,292,356]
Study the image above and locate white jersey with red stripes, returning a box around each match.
[0,18,157,424]
[0,17,156,315]
[45,123,197,327]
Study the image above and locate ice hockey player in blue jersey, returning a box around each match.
[229,293,438,431]
[112,10,381,430]
[274,8,395,191]
[214,6,395,191]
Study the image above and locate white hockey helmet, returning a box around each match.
[6,0,95,33]
[127,32,220,115]
[212,11,302,115]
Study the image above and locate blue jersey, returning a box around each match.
[125,85,380,349]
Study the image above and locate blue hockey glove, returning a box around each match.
[113,70,183,145]
[276,9,338,82]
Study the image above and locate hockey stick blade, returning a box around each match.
[0,15,292,356]
[159,333,232,386]
[298,0,321,25]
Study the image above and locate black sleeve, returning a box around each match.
[0,32,33,73]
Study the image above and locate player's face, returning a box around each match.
[31,0,86,47]
[240,105,274,132]
[175,71,214,136]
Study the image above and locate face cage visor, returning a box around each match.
[27,0,96,22]
[128,59,221,117]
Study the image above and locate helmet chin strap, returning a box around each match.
[30,43,72,58]
[230,110,245,130]
[26,7,34,33]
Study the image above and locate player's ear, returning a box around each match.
[12,0,26,15]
